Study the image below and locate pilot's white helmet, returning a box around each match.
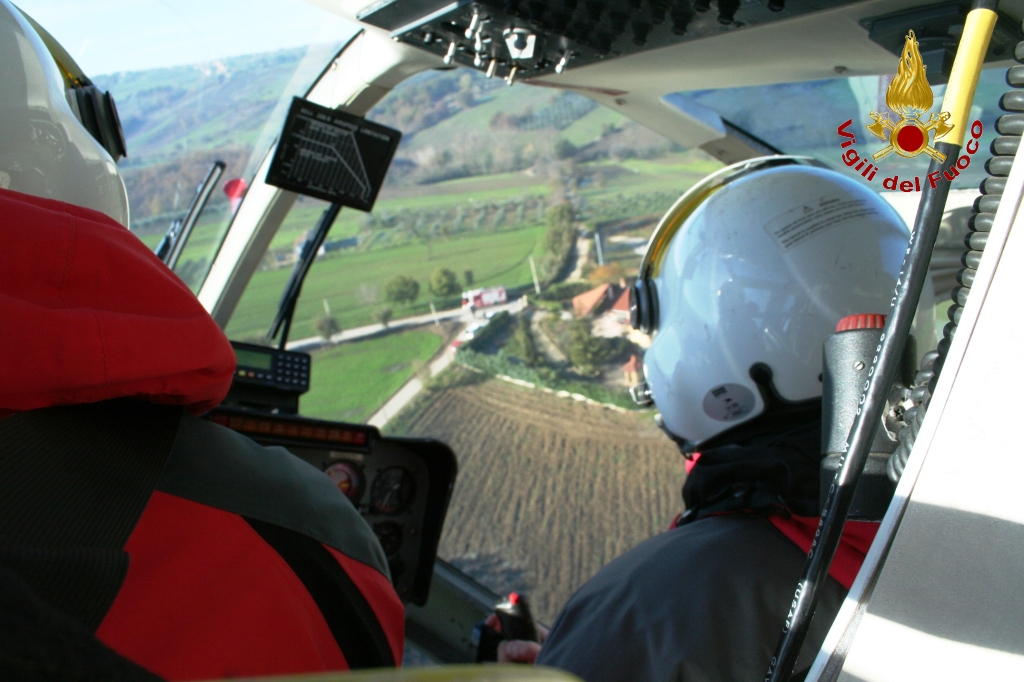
[630,159,913,451]
[0,0,129,225]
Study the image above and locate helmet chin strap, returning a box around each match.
[659,363,821,454]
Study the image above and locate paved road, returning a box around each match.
[567,237,590,282]
[361,296,528,429]
[366,348,455,429]
[286,298,525,352]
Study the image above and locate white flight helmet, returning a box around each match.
[0,0,129,226]
[630,158,915,451]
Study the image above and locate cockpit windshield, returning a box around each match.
[223,66,708,621]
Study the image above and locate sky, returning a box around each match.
[15,0,359,76]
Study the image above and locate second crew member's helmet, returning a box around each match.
[630,158,927,452]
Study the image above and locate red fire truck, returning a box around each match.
[461,286,507,310]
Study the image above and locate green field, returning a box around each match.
[560,106,625,147]
[144,151,718,344]
[135,150,718,343]
[226,223,546,342]
[136,175,555,295]
[135,200,354,255]
[272,175,552,250]
[300,328,444,423]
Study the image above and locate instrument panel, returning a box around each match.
[224,342,312,415]
[231,341,310,393]
[208,408,456,605]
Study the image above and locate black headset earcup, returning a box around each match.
[629,282,643,330]
[71,86,126,162]
[629,279,658,333]
[102,91,127,159]
[73,87,102,143]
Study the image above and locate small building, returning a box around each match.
[611,287,630,323]
[572,283,616,318]
[592,285,633,339]
[320,236,358,255]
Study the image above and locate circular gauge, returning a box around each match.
[373,521,403,557]
[370,466,416,515]
[324,461,364,503]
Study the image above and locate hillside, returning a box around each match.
[96,46,1007,236]
[94,50,303,162]
[93,48,673,231]
[93,49,303,229]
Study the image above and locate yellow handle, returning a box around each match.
[940,7,998,146]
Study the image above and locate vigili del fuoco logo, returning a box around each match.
[837,30,984,192]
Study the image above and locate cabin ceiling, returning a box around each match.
[305,0,1024,150]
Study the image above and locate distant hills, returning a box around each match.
[94,49,306,228]
[95,50,304,162]
[92,47,666,230]
[95,47,1008,231]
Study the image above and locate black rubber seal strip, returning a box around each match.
[244,517,395,669]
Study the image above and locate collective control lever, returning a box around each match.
[473,592,540,662]
[495,592,539,643]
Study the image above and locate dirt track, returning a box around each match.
[392,371,686,623]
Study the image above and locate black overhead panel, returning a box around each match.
[861,4,1024,84]
[358,0,861,82]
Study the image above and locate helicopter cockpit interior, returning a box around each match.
[7,0,1024,679]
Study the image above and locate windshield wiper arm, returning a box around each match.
[155,160,225,268]
[267,202,343,349]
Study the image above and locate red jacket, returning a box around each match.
[0,187,403,679]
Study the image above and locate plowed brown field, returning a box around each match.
[388,369,686,623]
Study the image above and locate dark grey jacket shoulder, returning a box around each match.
[156,411,389,577]
[537,516,844,682]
